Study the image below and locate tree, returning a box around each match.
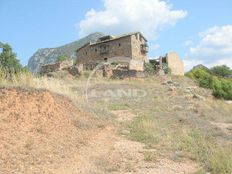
[0,43,22,74]
[210,65,232,78]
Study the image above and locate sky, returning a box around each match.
[0,0,232,71]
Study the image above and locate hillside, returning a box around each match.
[27,32,104,73]
[0,87,107,173]
[0,74,232,174]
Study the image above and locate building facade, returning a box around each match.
[75,32,148,71]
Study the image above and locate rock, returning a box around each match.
[185,89,192,93]
[169,86,176,91]
[225,100,232,104]
[67,65,81,76]
[166,80,173,84]
[193,94,205,100]
[173,82,180,87]
[27,32,104,73]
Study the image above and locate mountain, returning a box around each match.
[27,32,104,73]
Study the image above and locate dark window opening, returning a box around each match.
[95,49,97,52]
[100,44,109,54]
[119,43,121,47]
[162,57,167,63]
[104,58,108,62]
[139,35,142,42]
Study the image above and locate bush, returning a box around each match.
[186,67,232,100]
[144,62,155,74]
[210,65,232,78]
[57,55,67,62]
[162,63,171,74]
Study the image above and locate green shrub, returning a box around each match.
[162,63,171,74]
[57,55,67,62]
[186,67,232,100]
[144,62,155,74]
[210,65,232,78]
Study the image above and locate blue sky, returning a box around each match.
[1,0,232,70]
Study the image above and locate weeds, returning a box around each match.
[174,129,232,174]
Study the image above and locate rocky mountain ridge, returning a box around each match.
[27,32,104,73]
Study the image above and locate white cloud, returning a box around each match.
[151,43,160,51]
[185,25,232,70]
[77,0,187,39]
[183,59,203,72]
[184,40,193,47]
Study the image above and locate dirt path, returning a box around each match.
[54,110,198,174]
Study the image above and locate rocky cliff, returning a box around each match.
[27,32,104,73]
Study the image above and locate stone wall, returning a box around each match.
[112,69,145,79]
[76,36,132,67]
[131,33,147,62]
[40,59,73,74]
[166,52,184,76]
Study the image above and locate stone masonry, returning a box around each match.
[40,59,73,75]
[75,32,148,71]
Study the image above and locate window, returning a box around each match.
[139,35,142,42]
[118,43,121,47]
[100,44,109,54]
[86,52,87,55]
[95,48,97,52]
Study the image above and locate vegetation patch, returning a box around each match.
[174,129,232,174]
[186,65,232,100]
[127,115,161,147]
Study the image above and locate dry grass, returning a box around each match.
[1,71,232,173]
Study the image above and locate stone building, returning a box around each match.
[75,32,149,71]
[149,52,184,76]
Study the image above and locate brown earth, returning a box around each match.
[0,88,198,174]
[0,88,101,174]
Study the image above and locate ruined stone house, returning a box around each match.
[149,52,184,76]
[75,32,149,71]
[40,59,73,75]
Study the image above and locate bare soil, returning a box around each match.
[0,88,198,174]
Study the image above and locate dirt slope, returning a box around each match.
[0,88,99,174]
[0,87,198,174]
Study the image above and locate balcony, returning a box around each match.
[141,44,148,53]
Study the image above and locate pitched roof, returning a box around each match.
[91,31,147,46]
[76,32,147,52]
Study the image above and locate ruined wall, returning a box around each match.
[166,52,184,76]
[129,59,144,71]
[40,62,61,74]
[112,69,145,78]
[40,59,73,74]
